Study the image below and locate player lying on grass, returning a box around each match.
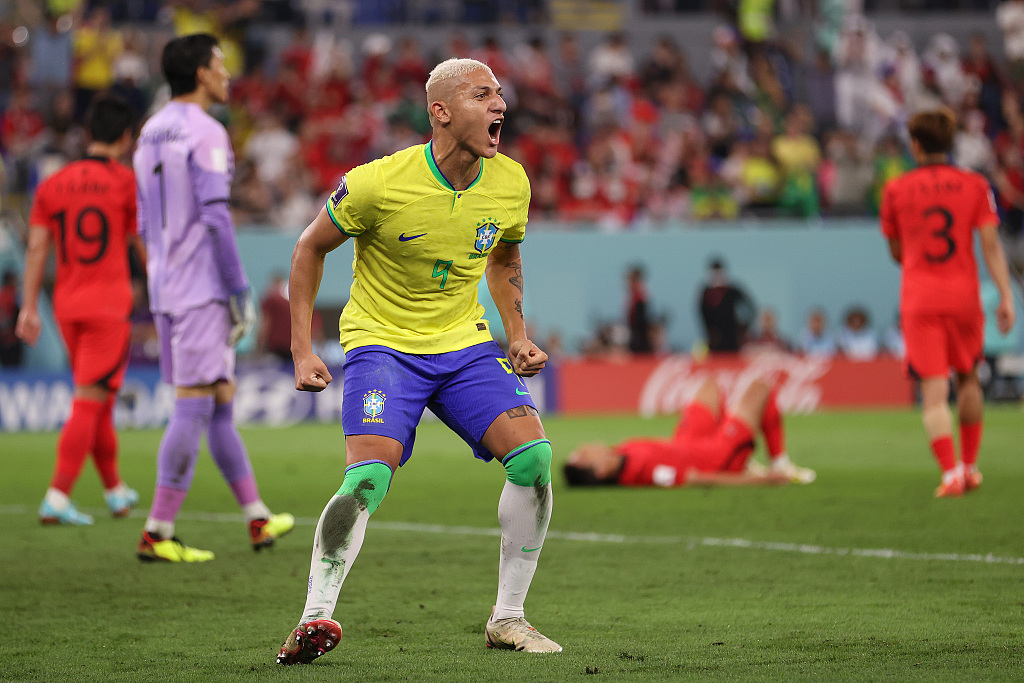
[563,376,815,488]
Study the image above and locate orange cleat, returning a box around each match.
[963,469,983,493]
[934,476,964,498]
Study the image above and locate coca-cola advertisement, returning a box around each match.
[557,353,914,415]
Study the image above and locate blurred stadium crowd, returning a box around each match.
[2,0,1024,233]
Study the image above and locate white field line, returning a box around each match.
[2,504,1022,566]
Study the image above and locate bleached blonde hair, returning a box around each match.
[424,58,493,96]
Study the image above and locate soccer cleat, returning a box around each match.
[770,460,816,484]
[963,469,983,493]
[104,487,140,518]
[249,513,295,551]
[137,531,215,562]
[934,476,964,498]
[39,499,94,526]
[277,619,342,665]
[745,460,769,476]
[485,613,562,653]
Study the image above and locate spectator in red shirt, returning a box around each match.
[280,25,313,81]
[0,269,23,368]
[1,87,46,188]
[392,36,428,87]
[258,272,291,362]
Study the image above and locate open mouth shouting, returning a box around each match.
[488,117,503,146]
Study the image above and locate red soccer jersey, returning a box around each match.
[29,157,137,321]
[616,439,692,487]
[880,164,998,316]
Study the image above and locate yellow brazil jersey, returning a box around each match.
[325,141,530,354]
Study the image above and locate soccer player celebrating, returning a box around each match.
[881,109,1015,497]
[133,34,294,562]
[277,58,560,663]
[17,95,141,525]
[563,376,815,488]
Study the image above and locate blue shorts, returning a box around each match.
[341,341,536,465]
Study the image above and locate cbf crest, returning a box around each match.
[362,390,385,423]
[471,218,500,258]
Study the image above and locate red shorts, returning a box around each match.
[58,318,131,390]
[672,403,719,441]
[673,403,755,473]
[902,311,983,379]
[686,416,756,473]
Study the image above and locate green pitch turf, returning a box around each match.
[1,409,1023,682]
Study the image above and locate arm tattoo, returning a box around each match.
[514,298,523,319]
[506,258,523,294]
[505,405,539,419]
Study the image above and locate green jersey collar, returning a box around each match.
[425,141,483,192]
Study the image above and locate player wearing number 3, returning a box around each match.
[17,96,142,525]
[278,58,561,663]
[132,34,293,562]
[881,109,1015,497]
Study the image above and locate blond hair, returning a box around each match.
[425,58,493,95]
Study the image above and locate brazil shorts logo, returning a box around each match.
[363,390,386,423]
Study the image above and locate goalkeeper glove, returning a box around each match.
[228,288,256,347]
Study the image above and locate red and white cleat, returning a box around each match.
[276,619,342,665]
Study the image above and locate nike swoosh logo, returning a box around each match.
[516,388,530,395]
[521,546,541,552]
[398,232,427,241]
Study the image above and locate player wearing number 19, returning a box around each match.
[880,108,1015,497]
[17,95,141,525]
[277,58,560,664]
[132,34,293,562]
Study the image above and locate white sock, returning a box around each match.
[942,464,964,485]
[492,481,552,622]
[242,500,272,521]
[300,495,369,624]
[44,487,70,511]
[144,519,175,539]
[770,454,791,469]
[104,482,127,497]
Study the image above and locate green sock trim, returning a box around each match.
[335,461,393,515]
[502,439,552,487]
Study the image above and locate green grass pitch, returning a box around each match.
[1,409,1023,682]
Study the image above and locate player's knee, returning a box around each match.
[502,439,552,487]
[335,460,393,516]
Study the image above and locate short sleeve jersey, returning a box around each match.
[29,157,137,321]
[326,142,531,354]
[880,164,998,316]
[616,440,692,488]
